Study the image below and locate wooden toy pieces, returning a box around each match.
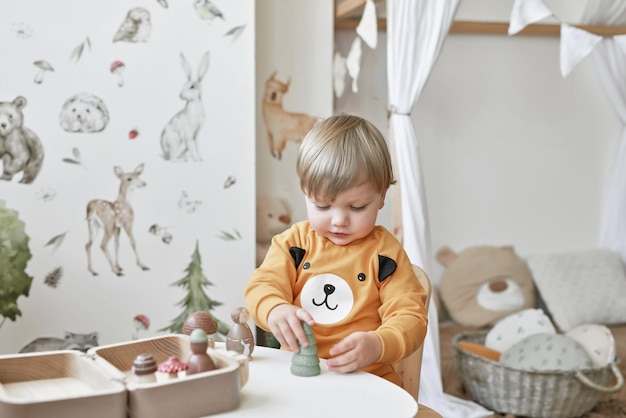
[226,307,255,357]
[184,311,217,339]
[132,352,157,383]
[290,322,320,377]
[158,356,187,379]
[186,329,216,375]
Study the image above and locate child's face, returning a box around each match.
[305,181,385,246]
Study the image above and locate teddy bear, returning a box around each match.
[0,96,44,184]
[256,195,292,267]
[436,245,536,328]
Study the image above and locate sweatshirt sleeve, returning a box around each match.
[244,225,300,330]
[373,238,429,364]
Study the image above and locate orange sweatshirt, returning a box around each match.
[245,221,428,385]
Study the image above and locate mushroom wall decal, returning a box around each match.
[33,60,54,84]
[110,60,126,87]
[133,314,150,340]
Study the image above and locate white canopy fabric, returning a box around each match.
[386,1,492,416]
[582,1,626,263]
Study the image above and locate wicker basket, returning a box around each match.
[453,331,624,418]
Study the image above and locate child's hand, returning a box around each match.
[326,331,382,373]
[267,304,315,353]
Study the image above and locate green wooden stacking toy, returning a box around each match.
[290,322,321,377]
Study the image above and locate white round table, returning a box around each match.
[214,344,418,418]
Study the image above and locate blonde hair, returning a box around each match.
[296,114,396,200]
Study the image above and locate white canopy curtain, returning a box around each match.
[582,1,626,264]
[386,1,491,416]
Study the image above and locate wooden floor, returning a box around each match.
[417,404,443,418]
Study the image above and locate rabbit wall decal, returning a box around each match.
[160,51,210,162]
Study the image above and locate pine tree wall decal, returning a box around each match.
[290,322,321,377]
[159,240,229,336]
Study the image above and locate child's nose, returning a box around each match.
[331,210,348,226]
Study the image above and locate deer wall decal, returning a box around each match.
[261,71,318,160]
[85,163,149,276]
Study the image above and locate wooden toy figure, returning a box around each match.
[132,352,157,383]
[186,328,216,375]
[226,307,255,357]
[290,322,320,377]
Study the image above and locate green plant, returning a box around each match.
[0,200,33,327]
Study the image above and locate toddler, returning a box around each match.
[245,114,428,386]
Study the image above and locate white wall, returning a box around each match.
[335,2,621,285]
[0,0,256,354]
[256,0,334,225]
[0,0,333,355]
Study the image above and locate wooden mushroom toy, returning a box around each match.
[183,311,217,347]
[226,307,255,357]
[158,355,187,380]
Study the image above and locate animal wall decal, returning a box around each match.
[85,163,149,276]
[261,71,318,160]
[0,96,44,184]
[160,51,210,162]
[59,92,109,133]
[113,7,152,43]
[19,331,99,353]
[194,0,224,21]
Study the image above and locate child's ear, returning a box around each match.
[379,190,387,209]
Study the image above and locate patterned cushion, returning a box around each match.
[501,333,594,372]
[566,323,616,367]
[485,308,556,353]
[526,249,626,331]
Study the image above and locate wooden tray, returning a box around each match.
[0,334,248,418]
[0,350,126,418]
[91,334,247,418]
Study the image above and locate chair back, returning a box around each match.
[392,264,432,401]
